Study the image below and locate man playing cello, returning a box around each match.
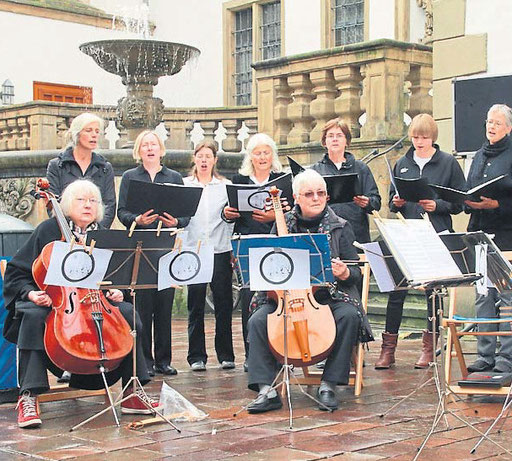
[246,169,366,412]
[2,179,161,428]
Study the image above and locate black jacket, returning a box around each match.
[466,135,512,250]
[46,146,116,229]
[231,172,286,235]
[389,145,466,233]
[311,152,381,243]
[117,164,190,229]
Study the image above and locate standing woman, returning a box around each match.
[47,113,116,229]
[183,141,235,371]
[118,130,188,377]
[223,133,284,369]
[465,104,512,374]
[311,117,381,244]
[376,113,466,370]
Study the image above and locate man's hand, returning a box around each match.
[332,258,350,280]
[159,212,178,227]
[28,290,52,307]
[105,289,124,303]
[465,196,499,209]
[135,209,159,226]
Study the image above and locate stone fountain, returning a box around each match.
[80,39,200,143]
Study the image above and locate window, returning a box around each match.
[224,0,284,106]
[33,81,92,104]
[333,0,364,46]
[234,8,253,106]
[1,79,14,105]
[261,2,281,60]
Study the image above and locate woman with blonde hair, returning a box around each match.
[46,112,116,229]
[375,113,466,370]
[223,132,284,370]
[117,130,188,377]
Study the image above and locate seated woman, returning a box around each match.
[246,169,363,413]
[2,179,161,429]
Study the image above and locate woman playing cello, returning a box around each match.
[2,179,161,429]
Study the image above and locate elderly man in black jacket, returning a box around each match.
[245,169,363,413]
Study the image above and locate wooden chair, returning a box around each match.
[443,250,512,397]
[293,254,371,397]
[0,258,107,408]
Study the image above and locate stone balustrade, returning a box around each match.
[0,102,257,153]
[253,38,432,145]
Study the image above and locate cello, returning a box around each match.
[32,179,133,375]
[266,187,336,367]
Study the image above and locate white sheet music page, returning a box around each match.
[375,218,461,284]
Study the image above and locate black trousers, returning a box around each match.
[187,251,235,365]
[240,287,254,359]
[135,287,174,369]
[17,301,150,395]
[385,289,442,334]
[247,300,360,391]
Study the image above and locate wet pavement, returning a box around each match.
[0,316,511,460]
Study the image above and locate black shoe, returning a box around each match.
[317,388,338,411]
[148,368,155,377]
[247,394,282,414]
[493,362,512,373]
[467,359,494,373]
[154,364,178,376]
[57,371,71,383]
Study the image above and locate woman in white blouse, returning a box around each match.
[183,141,235,371]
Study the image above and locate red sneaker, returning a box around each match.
[16,391,42,428]
[121,388,163,414]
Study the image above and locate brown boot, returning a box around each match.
[375,332,398,369]
[414,330,437,369]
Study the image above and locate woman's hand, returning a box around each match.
[392,195,406,208]
[465,196,499,209]
[159,212,178,227]
[332,258,350,281]
[105,289,124,303]
[353,195,370,208]
[135,209,159,226]
[418,199,437,212]
[28,290,52,307]
[253,209,276,223]
[223,206,240,220]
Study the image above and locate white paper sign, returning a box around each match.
[158,244,214,290]
[249,247,310,291]
[43,241,113,289]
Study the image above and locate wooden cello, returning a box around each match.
[266,187,336,366]
[32,179,133,375]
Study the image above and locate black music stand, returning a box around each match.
[232,232,336,429]
[70,229,181,432]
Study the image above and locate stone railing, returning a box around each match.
[253,38,432,145]
[0,102,258,152]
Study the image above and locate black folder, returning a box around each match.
[126,179,203,218]
[458,372,512,388]
[226,173,293,210]
[287,156,306,176]
[430,174,509,204]
[324,173,361,204]
[394,177,436,202]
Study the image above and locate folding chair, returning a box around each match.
[294,255,370,396]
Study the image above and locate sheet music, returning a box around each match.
[361,242,395,292]
[375,218,462,283]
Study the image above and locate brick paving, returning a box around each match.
[0,315,511,460]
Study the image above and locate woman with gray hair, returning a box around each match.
[465,103,512,374]
[222,132,284,370]
[2,179,161,429]
[46,113,116,229]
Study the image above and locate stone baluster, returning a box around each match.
[222,119,242,152]
[273,77,292,145]
[309,70,337,142]
[407,64,433,119]
[56,117,69,150]
[245,118,258,138]
[17,117,30,150]
[164,120,193,150]
[360,60,410,140]
[333,66,363,139]
[0,119,7,150]
[287,74,314,145]
[7,118,18,151]
[200,120,218,144]
[115,125,129,149]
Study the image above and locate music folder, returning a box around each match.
[458,371,512,388]
[430,174,509,204]
[394,177,436,202]
[287,156,306,177]
[126,179,203,218]
[324,173,361,204]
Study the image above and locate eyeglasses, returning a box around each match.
[326,133,345,139]
[300,190,327,199]
[486,119,504,127]
[75,198,100,205]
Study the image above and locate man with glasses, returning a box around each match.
[245,169,363,413]
[465,104,512,374]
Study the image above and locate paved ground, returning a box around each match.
[1,316,511,460]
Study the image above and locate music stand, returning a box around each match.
[232,232,337,429]
[70,229,181,432]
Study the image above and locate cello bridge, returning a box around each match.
[80,291,101,304]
